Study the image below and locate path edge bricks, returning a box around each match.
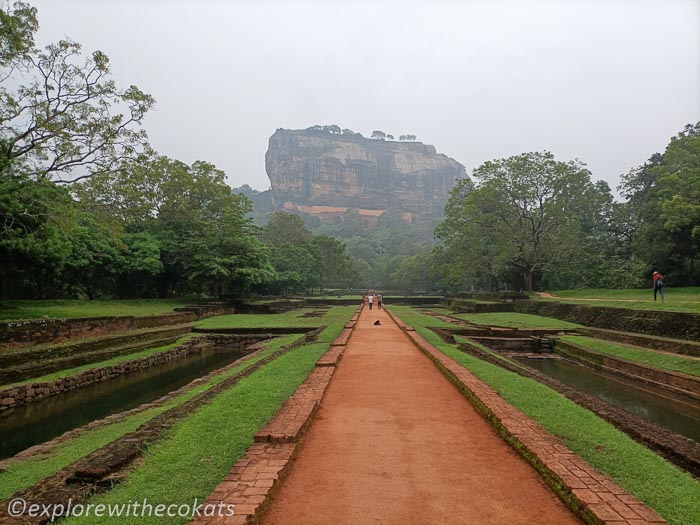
[191,305,364,525]
[384,308,667,525]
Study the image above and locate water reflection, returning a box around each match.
[0,348,245,459]
[513,356,700,443]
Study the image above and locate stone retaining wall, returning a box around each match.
[190,304,362,525]
[0,312,193,349]
[553,339,700,402]
[0,325,193,369]
[514,301,700,341]
[0,337,302,525]
[385,308,667,525]
[458,341,700,477]
[0,334,273,413]
[579,327,700,357]
[0,306,236,350]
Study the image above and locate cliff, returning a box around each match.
[265,129,466,219]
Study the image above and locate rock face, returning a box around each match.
[265,129,466,219]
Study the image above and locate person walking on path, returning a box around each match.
[653,271,665,302]
[377,293,383,310]
[368,294,374,310]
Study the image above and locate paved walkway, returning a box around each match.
[262,307,580,525]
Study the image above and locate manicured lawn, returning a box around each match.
[0,334,300,500]
[538,287,700,313]
[390,306,700,525]
[63,340,332,525]
[559,335,700,378]
[452,311,580,329]
[0,299,195,321]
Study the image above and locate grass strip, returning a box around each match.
[536,287,700,314]
[0,334,300,499]
[391,306,700,525]
[2,334,198,388]
[450,311,580,329]
[195,309,318,329]
[559,335,700,378]
[0,306,353,500]
[62,341,332,525]
[0,299,195,321]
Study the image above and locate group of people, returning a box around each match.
[367,292,383,310]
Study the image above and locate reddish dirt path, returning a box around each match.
[262,307,580,525]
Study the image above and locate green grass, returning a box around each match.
[2,334,198,388]
[390,306,700,525]
[559,335,700,378]
[0,299,195,321]
[538,287,700,313]
[196,306,350,330]
[452,311,581,329]
[63,341,333,525]
[0,306,355,503]
[0,334,300,500]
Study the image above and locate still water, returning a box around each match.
[513,356,700,443]
[0,348,245,459]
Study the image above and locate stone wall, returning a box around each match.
[579,327,700,357]
[554,339,700,401]
[0,334,272,413]
[0,325,194,385]
[514,301,700,341]
[0,305,233,349]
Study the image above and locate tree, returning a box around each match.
[1,37,154,182]
[0,1,38,67]
[262,212,312,246]
[181,195,274,296]
[311,235,353,291]
[386,134,394,140]
[619,123,700,285]
[437,152,608,291]
[371,130,386,140]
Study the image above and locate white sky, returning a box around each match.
[31,0,700,195]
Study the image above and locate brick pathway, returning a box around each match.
[261,307,581,525]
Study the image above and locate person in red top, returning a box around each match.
[653,271,665,302]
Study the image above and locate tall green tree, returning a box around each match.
[1,26,154,182]
[620,123,700,284]
[0,1,38,67]
[437,152,610,291]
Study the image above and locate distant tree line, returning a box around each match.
[304,125,416,142]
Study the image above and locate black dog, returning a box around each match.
[374,320,381,326]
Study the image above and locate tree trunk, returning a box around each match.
[523,267,534,292]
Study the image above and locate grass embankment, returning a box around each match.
[390,306,700,525]
[2,335,198,389]
[0,334,300,500]
[196,308,323,329]
[61,307,353,525]
[451,311,580,329]
[0,307,354,517]
[0,299,196,321]
[559,335,700,378]
[538,287,700,313]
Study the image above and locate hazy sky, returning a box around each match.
[31,0,699,195]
